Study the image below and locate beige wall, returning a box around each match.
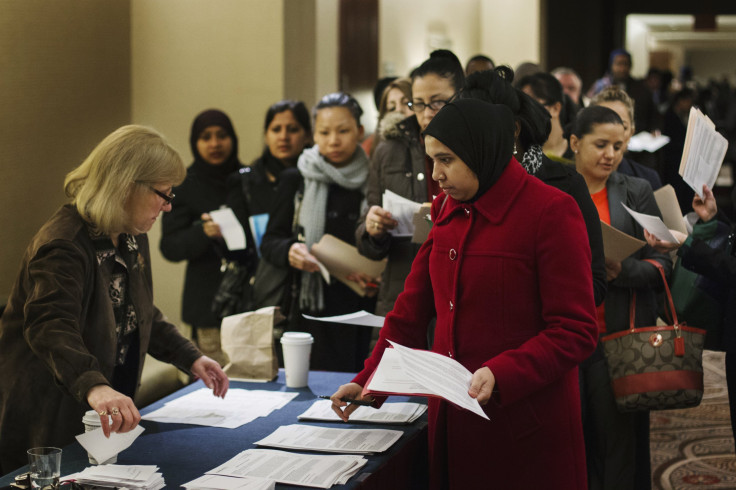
[131,0,288,326]
[0,0,131,301]
[377,0,541,78]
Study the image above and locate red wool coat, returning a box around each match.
[353,160,598,490]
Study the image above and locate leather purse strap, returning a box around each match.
[628,259,679,331]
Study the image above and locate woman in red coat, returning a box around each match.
[331,99,598,489]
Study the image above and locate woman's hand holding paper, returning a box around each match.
[468,367,495,405]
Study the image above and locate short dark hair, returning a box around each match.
[465,54,495,73]
[518,72,564,107]
[411,49,465,92]
[372,77,398,111]
[313,92,363,125]
[571,105,624,139]
[264,100,312,136]
[460,66,551,149]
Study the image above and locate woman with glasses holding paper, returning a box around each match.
[355,49,465,318]
[571,105,671,490]
[260,92,376,372]
[332,99,598,489]
[160,109,257,365]
[0,126,228,473]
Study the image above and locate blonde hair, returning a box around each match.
[590,86,636,132]
[378,77,412,120]
[64,125,185,235]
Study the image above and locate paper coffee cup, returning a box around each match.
[280,332,314,388]
[82,410,118,464]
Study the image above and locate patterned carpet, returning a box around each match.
[650,350,736,489]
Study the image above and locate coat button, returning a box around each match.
[449,300,454,311]
[405,172,412,178]
[449,249,457,260]
[417,172,425,181]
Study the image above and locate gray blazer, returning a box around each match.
[603,172,672,333]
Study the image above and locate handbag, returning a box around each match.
[669,219,733,351]
[251,189,304,323]
[601,259,706,412]
[211,259,253,320]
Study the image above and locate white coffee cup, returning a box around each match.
[82,410,118,464]
[280,332,314,388]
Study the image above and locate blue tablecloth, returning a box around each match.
[0,370,428,489]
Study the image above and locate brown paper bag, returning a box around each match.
[220,306,283,381]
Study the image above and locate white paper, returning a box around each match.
[67,464,164,489]
[627,131,670,153]
[366,343,489,420]
[207,449,367,489]
[182,474,275,490]
[255,424,402,454]
[382,190,423,237]
[621,203,679,243]
[74,425,145,464]
[298,399,426,424]
[302,310,385,328]
[305,256,331,284]
[141,388,297,429]
[210,208,247,251]
[679,107,729,198]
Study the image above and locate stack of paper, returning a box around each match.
[255,424,402,454]
[141,388,298,429]
[182,474,275,490]
[205,449,367,488]
[363,341,489,420]
[67,465,165,489]
[298,399,427,424]
[678,106,729,197]
[382,190,423,236]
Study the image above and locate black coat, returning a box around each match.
[537,156,607,306]
[260,167,374,371]
[160,163,256,327]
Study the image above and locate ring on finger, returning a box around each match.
[111,407,120,416]
[98,410,107,416]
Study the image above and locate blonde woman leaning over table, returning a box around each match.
[0,126,228,473]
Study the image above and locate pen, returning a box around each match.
[318,395,373,406]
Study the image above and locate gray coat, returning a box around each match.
[0,205,201,472]
[604,172,672,332]
[355,114,429,316]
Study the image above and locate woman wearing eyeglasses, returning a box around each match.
[160,110,257,365]
[356,49,465,319]
[0,126,228,473]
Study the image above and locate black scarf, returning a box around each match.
[189,109,242,181]
[423,99,515,201]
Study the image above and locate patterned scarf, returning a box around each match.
[521,144,544,175]
[296,145,369,312]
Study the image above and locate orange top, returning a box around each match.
[591,187,610,334]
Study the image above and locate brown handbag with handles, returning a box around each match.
[601,259,706,412]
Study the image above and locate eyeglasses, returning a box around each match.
[150,186,175,204]
[407,95,456,113]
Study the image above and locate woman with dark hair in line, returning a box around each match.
[331,98,597,489]
[233,100,313,219]
[518,71,575,161]
[260,92,376,372]
[356,49,465,318]
[460,66,607,306]
[572,105,671,490]
[161,109,257,364]
[589,86,662,191]
[0,126,228,472]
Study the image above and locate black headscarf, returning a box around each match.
[189,109,241,179]
[423,99,515,200]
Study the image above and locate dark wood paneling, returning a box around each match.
[338,0,378,93]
